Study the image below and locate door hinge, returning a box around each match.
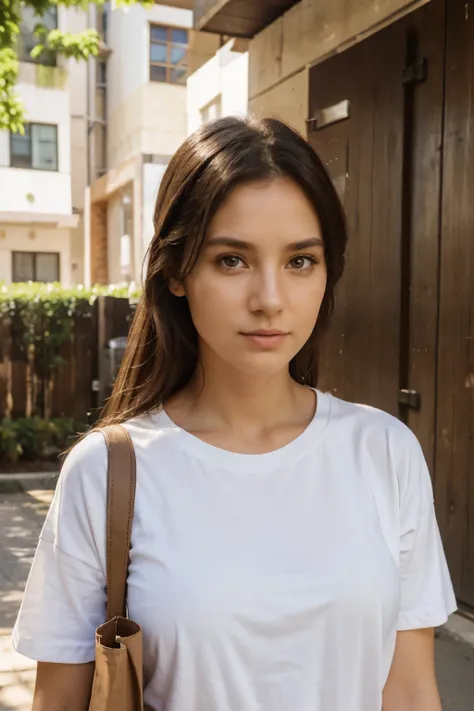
[398,389,421,411]
[402,57,427,86]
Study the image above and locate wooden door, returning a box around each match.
[398,0,446,473]
[308,0,474,609]
[307,3,446,466]
[308,25,406,417]
[435,0,474,609]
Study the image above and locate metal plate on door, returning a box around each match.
[307,100,350,131]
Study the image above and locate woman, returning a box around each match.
[13,117,456,711]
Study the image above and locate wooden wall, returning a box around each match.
[249,69,308,135]
[306,0,474,609]
[249,0,431,127]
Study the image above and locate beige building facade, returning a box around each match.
[187,38,249,135]
[67,7,89,285]
[85,2,219,287]
[0,6,81,286]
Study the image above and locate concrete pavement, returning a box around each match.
[0,490,51,711]
[0,488,473,710]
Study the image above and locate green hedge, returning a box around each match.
[0,282,141,358]
[0,281,141,422]
[0,282,141,304]
[0,283,141,462]
[0,416,85,465]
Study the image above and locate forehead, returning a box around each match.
[207,177,322,242]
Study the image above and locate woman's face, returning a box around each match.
[174,177,327,379]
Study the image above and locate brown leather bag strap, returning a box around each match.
[100,424,137,621]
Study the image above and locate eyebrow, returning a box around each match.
[205,236,324,251]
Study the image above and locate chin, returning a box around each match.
[227,352,293,379]
[200,337,303,378]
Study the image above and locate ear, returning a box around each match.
[169,278,186,298]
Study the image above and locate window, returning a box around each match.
[95,62,107,177]
[12,252,60,283]
[19,6,58,66]
[200,96,222,124]
[98,4,109,43]
[149,25,188,85]
[97,60,107,87]
[10,123,58,171]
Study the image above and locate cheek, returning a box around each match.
[291,272,328,317]
[295,278,328,342]
[185,273,241,333]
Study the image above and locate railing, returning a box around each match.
[18,63,68,90]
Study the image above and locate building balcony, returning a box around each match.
[194,0,300,37]
[0,167,76,225]
[18,62,68,91]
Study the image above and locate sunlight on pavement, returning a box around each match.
[0,490,52,711]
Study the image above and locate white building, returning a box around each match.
[187,38,249,135]
[0,1,222,288]
[85,1,219,287]
[0,6,79,286]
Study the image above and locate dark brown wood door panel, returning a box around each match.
[308,25,406,417]
[435,0,474,608]
[400,0,446,474]
[308,0,474,609]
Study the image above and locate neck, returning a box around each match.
[175,350,312,434]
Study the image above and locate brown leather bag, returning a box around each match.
[88,425,144,711]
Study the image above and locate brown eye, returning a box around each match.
[291,257,305,269]
[288,256,317,270]
[220,255,244,269]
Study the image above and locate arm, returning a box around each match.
[382,629,442,711]
[383,427,456,710]
[32,661,95,711]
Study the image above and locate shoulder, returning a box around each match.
[325,393,429,507]
[327,392,421,456]
[65,430,108,469]
[49,432,109,533]
[61,430,107,480]
[63,411,167,471]
[59,411,172,492]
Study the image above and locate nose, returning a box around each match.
[247,266,284,316]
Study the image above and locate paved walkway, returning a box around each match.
[0,489,473,710]
[0,490,51,711]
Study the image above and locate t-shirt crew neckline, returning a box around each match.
[150,388,332,474]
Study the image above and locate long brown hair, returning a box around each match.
[98,117,347,426]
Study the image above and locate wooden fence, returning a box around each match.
[0,296,134,424]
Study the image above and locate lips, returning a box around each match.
[242,330,288,337]
[240,330,289,348]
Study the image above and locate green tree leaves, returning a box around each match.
[0,0,151,132]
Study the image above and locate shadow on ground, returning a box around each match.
[436,628,474,710]
[0,492,51,633]
[0,491,52,711]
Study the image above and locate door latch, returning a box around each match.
[398,389,421,411]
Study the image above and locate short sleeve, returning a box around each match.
[397,433,457,631]
[12,432,108,663]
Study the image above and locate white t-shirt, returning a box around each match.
[13,391,456,711]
